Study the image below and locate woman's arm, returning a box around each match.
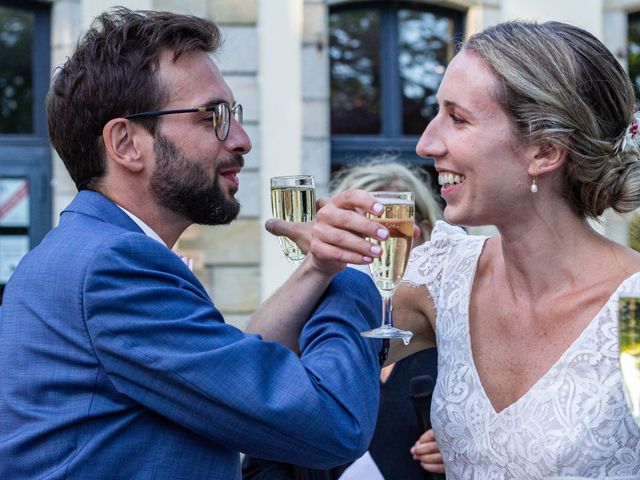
[385,283,437,365]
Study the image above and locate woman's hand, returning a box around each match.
[265,189,389,275]
[307,189,389,274]
[411,429,445,473]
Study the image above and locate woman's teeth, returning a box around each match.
[438,173,465,187]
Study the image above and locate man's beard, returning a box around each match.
[149,133,242,225]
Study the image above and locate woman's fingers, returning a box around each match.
[316,191,388,238]
[310,224,380,264]
[308,189,389,265]
[316,196,330,210]
[420,459,446,474]
[417,428,437,443]
[267,189,391,273]
[411,429,445,474]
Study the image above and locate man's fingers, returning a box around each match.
[265,219,313,253]
[265,218,292,237]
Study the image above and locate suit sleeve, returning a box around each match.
[82,233,382,468]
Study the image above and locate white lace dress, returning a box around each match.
[404,221,640,479]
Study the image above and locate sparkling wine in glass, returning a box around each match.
[361,191,414,344]
[270,175,316,266]
[619,296,640,427]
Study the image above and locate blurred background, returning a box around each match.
[0,0,638,327]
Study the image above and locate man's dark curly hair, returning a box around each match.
[46,7,221,190]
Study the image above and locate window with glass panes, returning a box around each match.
[0,0,51,303]
[329,1,463,173]
[629,11,640,99]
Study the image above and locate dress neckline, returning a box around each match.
[462,235,640,416]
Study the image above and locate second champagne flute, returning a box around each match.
[619,296,640,427]
[270,175,316,266]
[361,191,414,343]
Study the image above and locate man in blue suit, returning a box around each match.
[0,8,390,479]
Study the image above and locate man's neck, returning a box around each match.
[116,205,167,247]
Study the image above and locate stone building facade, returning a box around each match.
[2,0,639,326]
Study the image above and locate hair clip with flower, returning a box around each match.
[614,107,640,154]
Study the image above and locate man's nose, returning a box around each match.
[224,116,252,155]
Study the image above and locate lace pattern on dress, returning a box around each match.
[402,221,474,317]
[425,224,640,479]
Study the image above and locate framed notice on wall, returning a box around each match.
[0,178,30,227]
[0,178,30,289]
[0,235,29,283]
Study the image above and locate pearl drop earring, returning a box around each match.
[530,176,538,193]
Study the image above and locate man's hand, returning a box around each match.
[263,196,331,255]
[265,218,313,254]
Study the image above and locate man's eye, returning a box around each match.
[450,114,465,124]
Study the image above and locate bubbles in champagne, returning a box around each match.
[270,186,316,265]
[367,202,414,296]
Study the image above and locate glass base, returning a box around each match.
[361,325,413,343]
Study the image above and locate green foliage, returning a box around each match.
[629,211,640,252]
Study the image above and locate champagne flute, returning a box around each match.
[619,296,640,427]
[361,191,414,344]
[270,175,316,266]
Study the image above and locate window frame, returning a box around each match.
[629,10,640,99]
[0,0,50,140]
[0,0,51,281]
[329,1,464,168]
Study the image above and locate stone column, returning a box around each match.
[258,0,304,299]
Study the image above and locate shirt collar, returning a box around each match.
[116,205,167,247]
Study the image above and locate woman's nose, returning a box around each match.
[416,121,445,159]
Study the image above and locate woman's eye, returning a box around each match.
[450,114,465,124]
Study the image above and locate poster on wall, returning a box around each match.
[0,178,30,227]
[0,235,29,283]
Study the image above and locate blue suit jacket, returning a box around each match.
[0,190,382,479]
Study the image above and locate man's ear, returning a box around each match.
[528,141,567,177]
[101,118,149,173]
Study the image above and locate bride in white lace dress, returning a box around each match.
[306,20,640,479]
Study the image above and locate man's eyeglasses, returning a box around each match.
[124,103,243,142]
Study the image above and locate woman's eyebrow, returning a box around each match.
[441,99,472,115]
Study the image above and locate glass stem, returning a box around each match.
[381,294,393,329]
